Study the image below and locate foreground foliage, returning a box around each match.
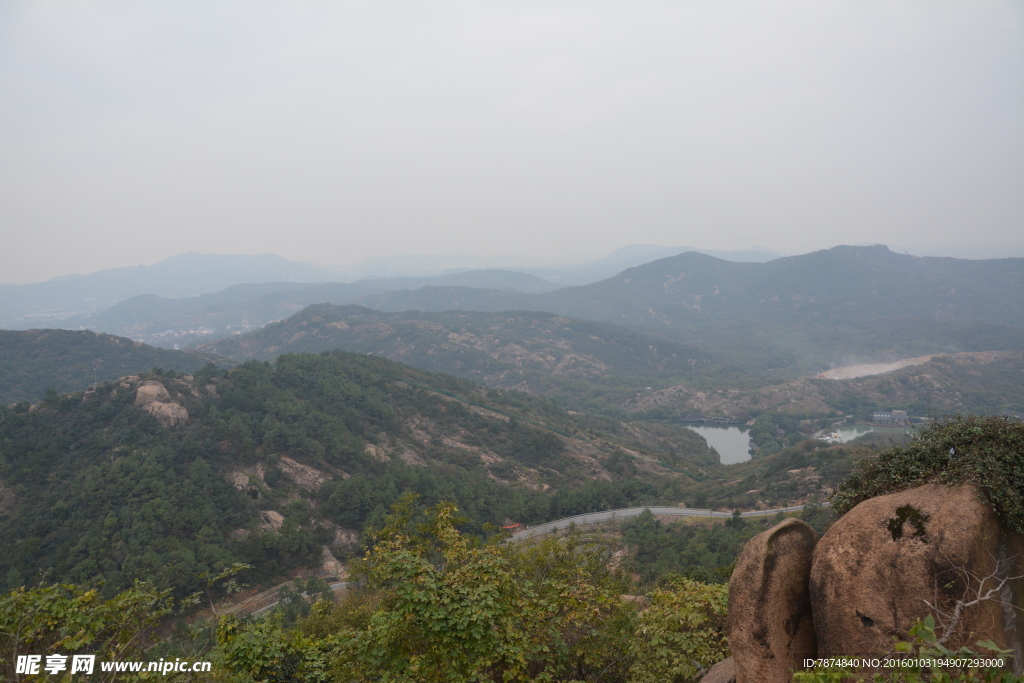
[216,495,730,682]
[0,498,734,681]
[628,578,729,683]
[0,581,173,682]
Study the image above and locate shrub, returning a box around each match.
[831,415,1024,533]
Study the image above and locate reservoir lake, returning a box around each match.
[682,423,915,465]
[682,424,752,465]
[833,424,913,443]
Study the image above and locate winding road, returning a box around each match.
[509,503,826,541]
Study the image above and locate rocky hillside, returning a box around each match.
[0,351,716,597]
[197,305,732,413]
[199,305,1023,421]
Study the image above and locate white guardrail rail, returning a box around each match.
[509,503,828,541]
[246,582,350,618]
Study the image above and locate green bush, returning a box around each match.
[216,496,737,683]
[831,415,1024,533]
[627,577,729,683]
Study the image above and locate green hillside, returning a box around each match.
[198,306,1024,423]
[197,305,745,413]
[0,329,221,404]
[0,351,715,597]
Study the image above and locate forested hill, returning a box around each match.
[0,351,714,597]
[0,329,220,404]
[361,246,1023,327]
[197,305,734,412]
[203,308,1024,420]
[540,245,1024,328]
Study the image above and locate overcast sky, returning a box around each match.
[1,1,1022,283]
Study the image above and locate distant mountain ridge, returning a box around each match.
[63,283,376,347]
[7,245,1020,377]
[338,243,781,283]
[54,270,560,348]
[354,269,560,294]
[523,245,1023,327]
[0,245,771,327]
[0,253,343,326]
[350,245,1023,325]
[518,244,781,285]
[351,245,1024,374]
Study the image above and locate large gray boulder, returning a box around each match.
[727,518,819,683]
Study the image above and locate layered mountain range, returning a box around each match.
[4,245,1021,413]
[355,245,1024,374]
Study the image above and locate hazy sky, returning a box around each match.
[2,1,1022,283]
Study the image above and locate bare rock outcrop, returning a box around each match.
[810,483,1023,662]
[260,510,285,530]
[0,483,15,515]
[332,527,360,548]
[279,456,327,491]
[134,380,171,405]
[728,518,818,683]
[228,471,251,491]
[319,547,346,579]
[134,380,188,428]
[699,656,736,683]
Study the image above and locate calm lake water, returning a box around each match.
[681,423,915,464]
[833,424,913,443]
[682,424,752,465]
[684,421,917,464]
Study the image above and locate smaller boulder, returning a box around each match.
[260,511,284,530]
[699,656,736,683]
[134,380,172,406]
[143,401,189,428]
[320,546,346,579]
[728,518,818,683]
[134,381,188,428]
